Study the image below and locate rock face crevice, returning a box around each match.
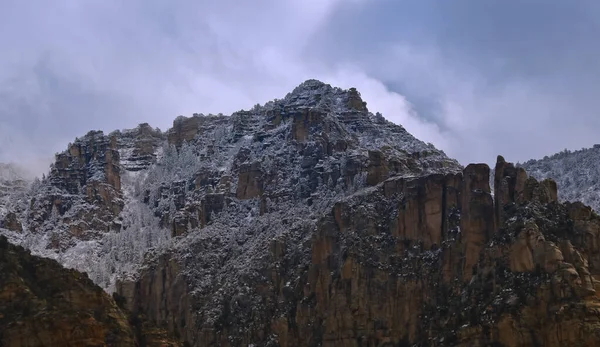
[118,156,600,346]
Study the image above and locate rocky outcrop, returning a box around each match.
[24,131,125,248]
[0,235,180,346]
[50,130,121,193]
[460,163,496,281]
[114,123,165,171]
[12,124,166,250]
[168,115,204,147]
[236,162,263,200]
[167,115,229,148]
[564,201,600,276]
[346,87,368,112]
[119,156,600,346]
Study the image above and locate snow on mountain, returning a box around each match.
[519,145,600,212]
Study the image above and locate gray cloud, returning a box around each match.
[312,0,600,164]
[1,0,599,175]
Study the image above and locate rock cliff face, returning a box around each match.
[4,79,600,346]
[21,125,165,248]
[114,123,165,172]
[25,130,123,246]
[0,235,180,346]
[0,123,167,290]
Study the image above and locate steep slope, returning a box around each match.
[0,235,180,346]
[519,145,600,212]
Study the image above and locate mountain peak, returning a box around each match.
[261,79,367,113]
[292,78,330,91]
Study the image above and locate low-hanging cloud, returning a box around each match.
[369,44,596,165]
[312,0,600,165]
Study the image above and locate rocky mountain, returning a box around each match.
[2,80,600,346]
[519,146,600,212]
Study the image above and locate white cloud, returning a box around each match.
[347,42,600,166]
[320,64,449,149]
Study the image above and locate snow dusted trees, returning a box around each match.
[93,190,170,291]
[57,169,172,291]
[520,145,600,212]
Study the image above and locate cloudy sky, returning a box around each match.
[1,0,600,175]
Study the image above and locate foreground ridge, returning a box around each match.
[0,235,181,346]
